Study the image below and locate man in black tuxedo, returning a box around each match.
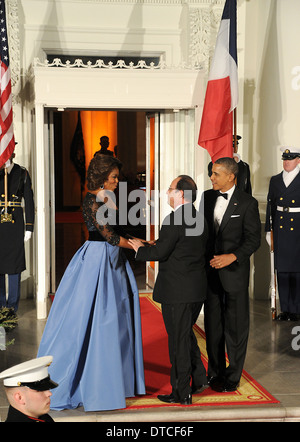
[203,157,261,392]
[129,175,208,405]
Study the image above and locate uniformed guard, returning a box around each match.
[0,151,34,314]
[208,136,252,194]
[266,146,300,320]
[0,356,58,422]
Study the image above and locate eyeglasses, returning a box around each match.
[168,187,178,192]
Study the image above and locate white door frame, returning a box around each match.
[145,112,160,288]
[34,104,49,319]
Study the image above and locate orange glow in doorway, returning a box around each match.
[80,111,117,167]
[149,116,155,270]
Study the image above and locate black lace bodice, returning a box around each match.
[82,192,121,246]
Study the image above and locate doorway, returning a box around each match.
[52,109,149,292]
[32,65,203,318]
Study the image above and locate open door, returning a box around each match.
[146,113,160,289]
[145,109,197,289]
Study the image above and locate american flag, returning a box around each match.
[0,0,15,168]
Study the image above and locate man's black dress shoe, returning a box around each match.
[157,393,192,405]
[180,393,192,405]
[207,376,224,391]
[221,381,239,392]
[276,312,290,321]
[288,313,299,321]
[157,393,176,403]
[191,383,209,394]
[276,312,300,321]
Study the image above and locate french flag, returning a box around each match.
[198,0,238,163]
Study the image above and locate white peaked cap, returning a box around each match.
[280,146,300,154]
[0,356,58,390]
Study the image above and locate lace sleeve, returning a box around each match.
[83,193,120,246]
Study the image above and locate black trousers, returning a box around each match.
[0,273,21,312]
[277,272,300,314]
[161,302,207,401]
[204,271,249,385]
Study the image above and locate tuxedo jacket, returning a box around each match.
[266,171,300,272]
[135,203,208,304]
[204,187,261,292]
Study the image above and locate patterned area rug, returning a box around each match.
[126,293,280,409]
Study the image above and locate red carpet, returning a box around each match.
[126,293,280,409]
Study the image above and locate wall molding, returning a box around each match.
[6,0,20,92]
[32,57,204,70]
[189,4,222,70]
[24,0,225,5]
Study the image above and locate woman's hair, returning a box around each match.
[87,154,122,190]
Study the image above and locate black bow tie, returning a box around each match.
[216,191,228,199]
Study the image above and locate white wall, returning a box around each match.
[20,0,189,65]
[243,0,300,213]
[242,0,300,299]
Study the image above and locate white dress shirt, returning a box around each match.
[283,166,300,187]
[214,185,236,229]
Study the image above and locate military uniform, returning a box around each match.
[266,147,300,319]
[5,405,55,422]
[0,356,58,423]
[0,162,34,311]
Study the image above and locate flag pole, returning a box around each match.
[233,108,237,154]
[4,168,8,214]
[270,227,277,320]
[267,199,277,320]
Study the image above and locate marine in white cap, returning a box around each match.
[0,356,58,422]
[266,146,300,320]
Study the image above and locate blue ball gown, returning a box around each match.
[37,192,145,412]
